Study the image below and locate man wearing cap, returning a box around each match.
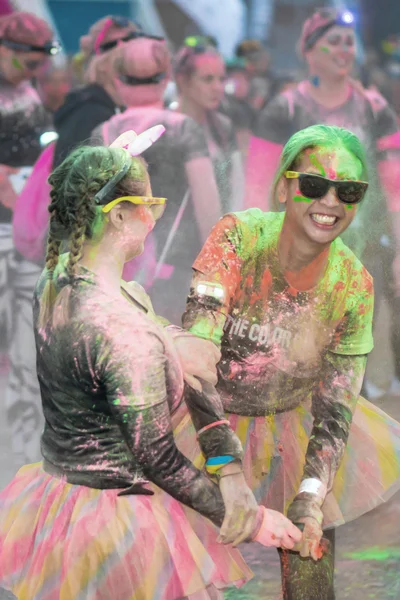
[0,11,60,470]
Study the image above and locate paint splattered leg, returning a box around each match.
[278,529,335,600]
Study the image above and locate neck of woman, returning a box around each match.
[278,222,331,291]
[180,96,207,124]
[79,242,125,295]
[305,74,351,109]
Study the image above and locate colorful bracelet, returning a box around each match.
[196,419,231,438]
[205,455,236,475]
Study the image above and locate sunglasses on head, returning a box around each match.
[285,171,368,205]
[184,35,218,49]
[98,30,164,54]
[119,72,167,86]
[0,38,61,56]
[94,159,166,220]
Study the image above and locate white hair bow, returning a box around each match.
[109,125,166,155]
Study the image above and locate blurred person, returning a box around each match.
[53,15,142,167]
[236,39,275,110]
[92,36,223,324]
[0,11,60,466]
[75,15,141,81]
[220,58,255,159]
[35,63,72,114]
[246,7,400,398]
[0,136,301,600]
[182,124,400,600]
[174,43,244,214]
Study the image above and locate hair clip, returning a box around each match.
[127,125,166,155]
[109,126,166,156]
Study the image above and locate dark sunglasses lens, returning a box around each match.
[337,182,366,204]
[299,175,329,199]
[99,40,118,53]
[25,60,43,70]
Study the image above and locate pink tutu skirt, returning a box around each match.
[0,463,252,600]
[174,396,400,529]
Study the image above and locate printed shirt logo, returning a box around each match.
[224,314,292,350]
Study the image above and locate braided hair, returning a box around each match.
[39,145,148,328]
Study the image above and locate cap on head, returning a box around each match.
[0,11,54,48]
[300,7,355,56]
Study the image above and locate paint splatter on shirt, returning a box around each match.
[32,256,236,526]
[183,210,374,488]
[184,210,373,417]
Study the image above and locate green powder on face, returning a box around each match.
[293,195,312,203]
[346,204,354,210]
[310,153,326,176]
[320,46,330,53]
[12,57,23,70]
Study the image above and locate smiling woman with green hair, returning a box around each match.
[182,123,400,600]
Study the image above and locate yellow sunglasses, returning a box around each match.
[101,196,167,220]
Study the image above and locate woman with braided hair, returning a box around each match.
[0,132,301,599]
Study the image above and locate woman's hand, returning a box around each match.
[291,517,324,560]
[217,466,259,546]
[287,492,325,560]
[252,506,303,550]
[173,334,221,392]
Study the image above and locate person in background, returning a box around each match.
[92,36,223,324]
[0,11,60,468]
[236,39,275,111]
[219,58,255,160]
[53,15,141,167]
[182,124,400,600]
[174,42,244,214]
[35,63,72,114]
[245,7,400,399]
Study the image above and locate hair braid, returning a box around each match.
[38,213,62,329]
[67,200,90,279]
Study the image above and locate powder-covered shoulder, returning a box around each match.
[332,236,374,295]
[233,209,284,238]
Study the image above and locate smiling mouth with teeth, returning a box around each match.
[310,213,338,226]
